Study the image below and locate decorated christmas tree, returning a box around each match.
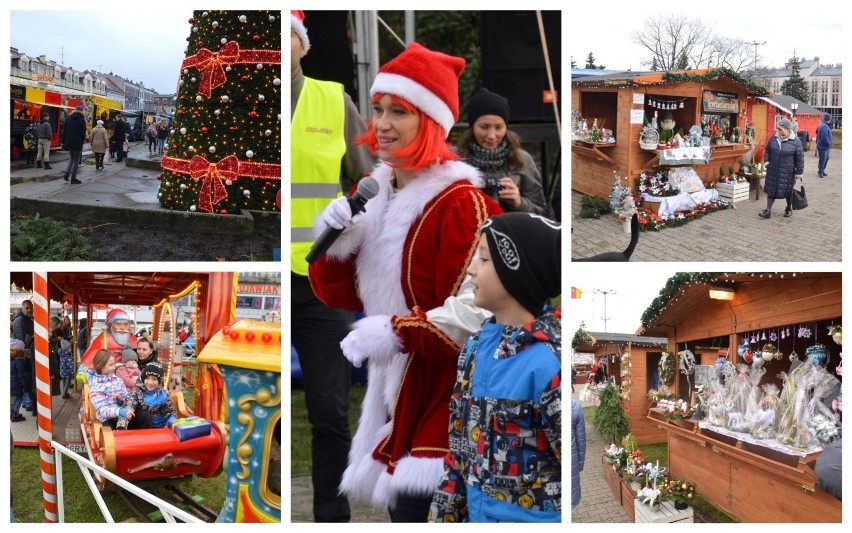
[158,10,281,214]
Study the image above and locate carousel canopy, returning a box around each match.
[11,272,202,306]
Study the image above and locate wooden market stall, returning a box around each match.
[639,272,842,523]
[575,332,668,445]
[572,68,768,199]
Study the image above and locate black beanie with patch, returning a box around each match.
[479,212,561,316]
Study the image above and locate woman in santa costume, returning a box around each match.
[308,43,502,521]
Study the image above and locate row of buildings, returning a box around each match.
[755,56,842,127]
[11,46,176,115]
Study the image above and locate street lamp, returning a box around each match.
[790,102,798,119]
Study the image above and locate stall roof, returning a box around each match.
[639,272,837,337]
[573,67,768,95]
[10,272,202,306]
[759,94,822,116]
[584,331,668,347]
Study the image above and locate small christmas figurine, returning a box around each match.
[590,118,600,143]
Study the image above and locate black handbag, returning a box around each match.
[791,183,808,210]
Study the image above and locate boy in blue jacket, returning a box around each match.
[430,212,561,522]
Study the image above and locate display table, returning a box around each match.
[634,500,694,523]
[648,409,841,522]
[640,189,719,217]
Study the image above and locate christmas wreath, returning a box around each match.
[659,351,675,386]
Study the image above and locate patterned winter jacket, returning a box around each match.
[429,309,562,523]
[87,370,131,422]
[132,387,177,428]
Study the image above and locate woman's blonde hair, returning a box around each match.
[92,349,113,373]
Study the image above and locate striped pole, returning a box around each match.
[32,272,57,522]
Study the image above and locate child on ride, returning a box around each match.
[115,348,141,392]
[429,212,562,523]
[130,362,177,429]
[58,339,75,399]
[87,349,150,430]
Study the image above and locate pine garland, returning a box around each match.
[640,272,719,328]
[662,68,769,96]
[659,351,675,386]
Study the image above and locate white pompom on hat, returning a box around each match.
[291,10,310,57]
[370,42,465,138]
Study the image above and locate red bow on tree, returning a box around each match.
[188,155,239,212]
[188,41,240,98]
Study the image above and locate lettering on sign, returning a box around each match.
[238,284,280,295]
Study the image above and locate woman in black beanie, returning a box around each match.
[456,88,549,215]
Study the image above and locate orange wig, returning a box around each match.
[357,93,458,171]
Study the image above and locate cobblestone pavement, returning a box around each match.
[570,387,630,523]
[571,149,842,262]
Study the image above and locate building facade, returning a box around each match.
[755,57,842,128]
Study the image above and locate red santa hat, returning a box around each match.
[106,308,131,326]
[291,10,310,57]
[370,42,465,138]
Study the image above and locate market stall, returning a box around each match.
[572,68,768,200]
[639,272,842,523]
[574,331,668,445]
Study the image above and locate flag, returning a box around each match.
[571,287,583,299]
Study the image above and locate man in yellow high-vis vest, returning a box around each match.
[290,11,375,523]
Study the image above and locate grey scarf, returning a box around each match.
[466,139,510,173]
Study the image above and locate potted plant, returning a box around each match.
[664,478,696,510]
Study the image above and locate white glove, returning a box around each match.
[340,315,400,368]
[321,196,354,230]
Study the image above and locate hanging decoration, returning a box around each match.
[659,351,675,386]
[647,97,688,110]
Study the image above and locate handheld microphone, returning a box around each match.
[305,177,380,264]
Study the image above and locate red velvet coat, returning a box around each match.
[309,160,501,505]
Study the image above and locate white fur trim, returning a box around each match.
[291,14,310,56]
[371,72,454,137]
[344,315,402,368]
[340,160,484,504]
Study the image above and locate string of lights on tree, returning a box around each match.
[158,10,282,214]
[639,272,802,329]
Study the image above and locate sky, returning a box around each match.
[570,3,844,72]
[9,9,193,94]
[568,265,682,338]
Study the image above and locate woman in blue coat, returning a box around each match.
[760,118,804,219]
[571,399,587,508]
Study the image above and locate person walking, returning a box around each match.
[816,113,833,177]
[112,116,127,163]
[91,120,109,170]
[759,118,803,219]
[308,42,502,522]
[35,113,53,169]
[61,105,87,184]
[571,399,587,509]
[156,119,169,155]
[23,122,38,166]
[147,122,158,154]
[290,11,376,523]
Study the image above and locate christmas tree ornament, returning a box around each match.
[212,21,218,27]
[192,27,198,33]
[196,95,203,101]
[243,189,251,197]
[258,95,265,101]
[239,15,247,23]
[201,127,209,134]
[188,146,195,151]
[225,66,231,72]
[214,109,221,116]
[269,15,275,21]
[190,205,196,211]
[245,150,254,158]
[180,127,187,134]
[221,38,227,44]
[191,77,197,83]
[273,78,281,86]
[209,146,216,153]
[264,129,272,136]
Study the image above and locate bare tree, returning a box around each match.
[631,14,710,70]
[630,14,756,73]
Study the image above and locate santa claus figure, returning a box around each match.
[81,308,139,368]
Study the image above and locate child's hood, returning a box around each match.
[515,307,562,350]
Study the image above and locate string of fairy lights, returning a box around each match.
[157,10,281,214]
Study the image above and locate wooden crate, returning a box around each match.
[609,467,622,503]
[716,181,750,203]
[620,480,637,522]
[634,500,694,523]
